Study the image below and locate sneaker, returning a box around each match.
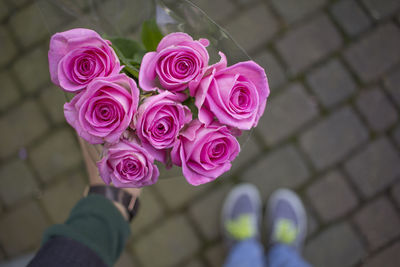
[266,189,307,250]
[221,183,262,247]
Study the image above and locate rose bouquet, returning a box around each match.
[45,0,270,188]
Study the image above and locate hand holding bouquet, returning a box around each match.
[48,25,269,188]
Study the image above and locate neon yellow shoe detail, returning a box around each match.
[273,219,298,245]
[225,214,256,240]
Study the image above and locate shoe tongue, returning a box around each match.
[231,195,254,218]
[275,200,298,225]
[225,214,256,240]
[273,218,298,245]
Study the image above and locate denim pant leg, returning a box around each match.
[223,239,265,267]
[266,244,312,267]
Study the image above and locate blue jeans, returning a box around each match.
[224,239,311,267]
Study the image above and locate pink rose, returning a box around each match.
[98,139,159,188]
[171,120,240,185]
[64,74,139,144]
[48,28,121,92]
[135,91,192,163]
[139,32,209,93]
[195,52,270,130]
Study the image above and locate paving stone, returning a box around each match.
[331,0,372,36]
[9,3,49,47]
[13,46,50,93]
[356,87,398,132]
[30,129,82,183]
[0,26,17,67]
[344,23,400,83]
[190,0,236,23]
[270,0,327,24]
[258,83,318,145]
[6,0,30,8]
[155,173,210,210]
[0,201,48,256]
[391,181,400,208]
[41,171,86,223]
[0,71,20,111]
[229,131,263,174]
[131,188,164,235]
[224,4,278,52]
[362,0,400,20]
[0,100,49,159]
[205,242,225,267]
[304,222,366,267]
[189,183,233,240]
[362,241,400,267]
[115,250,135,267]
[393,125,400,147]
[186,259,205,267]
[0,159,39,206]
[307,170,358,222]
[305,206,319,236]
[39,85,68,124]
[0,0,9,21]
[276,14,342,74]
[354,196,400,250]
[306,58,356,108]
[134,215,200,267]
[383,67,400,107]
[300,106,368,170]
[241,144,310,199]
[345,137,400,198]
[253,51,287,90]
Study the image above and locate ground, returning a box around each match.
[0,0,400,266]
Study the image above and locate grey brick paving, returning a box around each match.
[306,58,356,108]
[0,159,39,206]
[300,106,369,170]
[361,0,400,20]
[270,0,327,24]
[230,132,262,173]
[39,85,68,124]
[258,83,319,146]
[0,201,48,256]
[189,183,233,240]
[331,0,371,37]
[154,167,210,210]
[304,222,366,267]
[254,51,286,90]
[354,196,400,251]
[130,188,164,235]
[191,0,236,23]
[241,144,310,199]
[205,242,225,267]
[362,242,400,267]
[9,3,49,48]
[224,4,278,52]
[344,23,400,83]
[1,0,400,265]
[0,71,20,112]
[384,67,400,107]
[0,26,17,67]
[356,87,398,132]
[276,14,342,74]
[391,181,400,208]
[30,129,82,183]
[133,215,200,267]
[12,46,50,93]
[40,171,86,223]
[0,100,49,159]
[345,137,400,198]
[307,170,358,222]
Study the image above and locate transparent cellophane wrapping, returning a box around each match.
[37,0,254,179]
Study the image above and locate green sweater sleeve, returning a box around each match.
[42,194,131,267]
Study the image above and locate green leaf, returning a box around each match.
[108,37,144,79]
[141,19,164,51]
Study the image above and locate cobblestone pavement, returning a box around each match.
[1,0,400,266]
